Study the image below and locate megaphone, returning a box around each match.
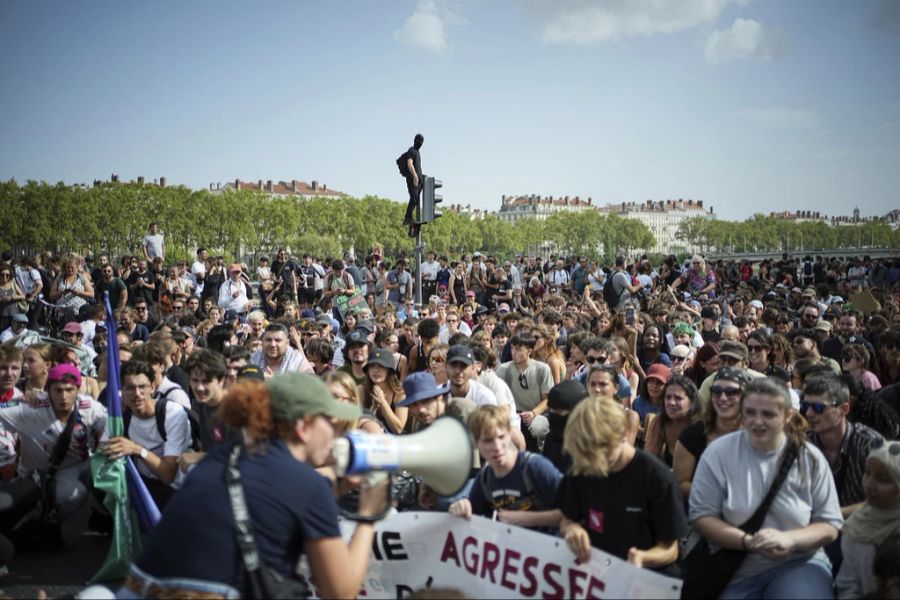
[332,417,473,496]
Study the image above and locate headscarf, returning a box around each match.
[842,440,900,545]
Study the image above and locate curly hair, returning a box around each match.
[218,380,273,445]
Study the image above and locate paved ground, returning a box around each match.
[0,511,116,599]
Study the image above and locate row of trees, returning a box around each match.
[1,180,656,262]
[676,214,900,255]
[3,179,894,264]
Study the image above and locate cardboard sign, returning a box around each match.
[334,286,367,318]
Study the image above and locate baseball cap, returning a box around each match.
[355,320,375,334]
[62,321,83,335]
[237,365,265,381]
[815,320,833,332]
[700,306,717,320]
[748,300,764,310]
[267,373,360,422]
[497,303,510,313]
[47,363,82,387]
[645,364,672,384]
[446,344,474,365]
[365,348,395,371]
[345,330,369,346]
[832,296,844,304]
[547,380,588,412]
[719,340,749,362]
[11,313,28,324]
[802,288,817,298]
[466,290,475,298]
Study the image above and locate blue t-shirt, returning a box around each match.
[469,451,562,517]
[137,440,340,592]
[632,395,661,423]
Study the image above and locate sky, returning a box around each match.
[1,0,899,221]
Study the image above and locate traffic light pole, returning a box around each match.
[414,192,423,305]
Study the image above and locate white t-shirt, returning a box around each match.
[0,393,107,475]
[191,260,207,277]
[157,377,191,409]
[477,371,522,431]
[127,400,191,483]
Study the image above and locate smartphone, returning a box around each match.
[625,306,635,326]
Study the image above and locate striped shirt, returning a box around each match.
[812,421,882,506]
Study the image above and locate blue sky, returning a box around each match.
[1,0,898,221]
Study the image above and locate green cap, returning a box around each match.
[267,373,361,422]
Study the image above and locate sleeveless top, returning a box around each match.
[57,274,88,311]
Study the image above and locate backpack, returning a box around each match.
[124,388,203,452]
[396,151,410,177]
[602,271,622,309]
[479,451,551,510]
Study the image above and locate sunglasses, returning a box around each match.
[429,356,446,365]
[585,355,607,364]
[800,400,840,414]
[710,385,742,398]
[518,372,529,390]
[746,345,767,353]
[671,355,688,363]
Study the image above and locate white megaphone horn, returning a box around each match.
[332,417,473,497]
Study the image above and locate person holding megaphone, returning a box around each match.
[122,373,390,600]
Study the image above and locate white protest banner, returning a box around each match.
[298,512,682,599]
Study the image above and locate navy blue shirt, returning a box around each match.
[137,440,340,592]
[469,451,562,516]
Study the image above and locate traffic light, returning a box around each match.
[422,176,442,223]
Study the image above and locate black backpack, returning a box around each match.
[602,270,622,309]
[124,388,202,452]
[396,151,410,177]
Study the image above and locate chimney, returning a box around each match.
[235,179,240,191]
[137,176,144,185]
[159,177,166,187]
[312,180,318,191]
[588,197,592,205]
[323,184,327,190]
[501,195,507,204]
[111,173,119,183]
[698,200,703,208]
[266,180,273,192]
[209,183,215,191]
[258,180,264,190]
[291,180,298,193]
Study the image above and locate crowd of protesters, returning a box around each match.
[0,237,898,599]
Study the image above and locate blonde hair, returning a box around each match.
[466,404,510,441]
[564,397,626,477]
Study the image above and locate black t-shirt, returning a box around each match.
[194,402,239,451]
[167,365,190,393]
[407,146,422,179]
[554,449,687,565]
[127,270,155,306]
[136,440,340,592]
[700,329,721,344]
[678,421,707,461]
[202,271,225,303]
[95,277,127,309]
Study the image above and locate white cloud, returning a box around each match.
[705,18,782,64]
[525,0,748,46]
[735,109,820,130]
[393,0,463,54]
